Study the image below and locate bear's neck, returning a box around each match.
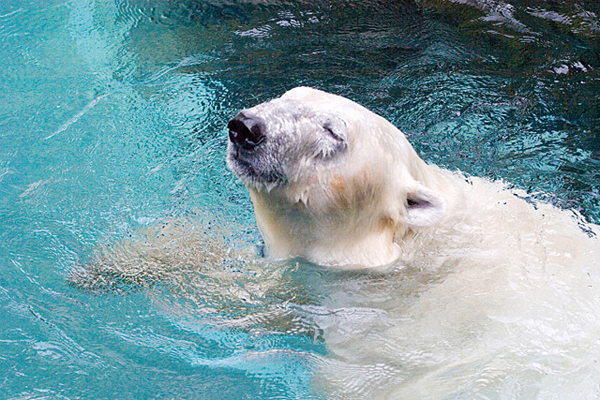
[249,188,404,268]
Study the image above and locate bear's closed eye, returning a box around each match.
[323,123,344,141]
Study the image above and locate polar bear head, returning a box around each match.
[227,87,453,268]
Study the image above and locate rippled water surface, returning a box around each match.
[1,0,600,398]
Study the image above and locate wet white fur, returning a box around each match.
[232,88,600,397]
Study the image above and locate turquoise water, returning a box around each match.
[1,0,599,398]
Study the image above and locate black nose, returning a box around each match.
[228,114,265,149]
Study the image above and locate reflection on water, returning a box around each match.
[0,0,599,398]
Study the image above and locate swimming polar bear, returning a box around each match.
[227,87,600,397]
[71,87,600,398]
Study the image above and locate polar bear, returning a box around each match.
[70,87,600,397]
[227,87,600,398]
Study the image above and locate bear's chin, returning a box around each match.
[231,167,284,193]
[227,154,285,193]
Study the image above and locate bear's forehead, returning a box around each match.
[281,88,358,112]
[280,86,348,103]
[248,99,337,127]
[249,97,362,129]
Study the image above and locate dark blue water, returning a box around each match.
[1,0,599,398]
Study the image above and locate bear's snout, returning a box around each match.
[228,113,265,150]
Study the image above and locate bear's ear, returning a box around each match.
[405,185,445,228]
